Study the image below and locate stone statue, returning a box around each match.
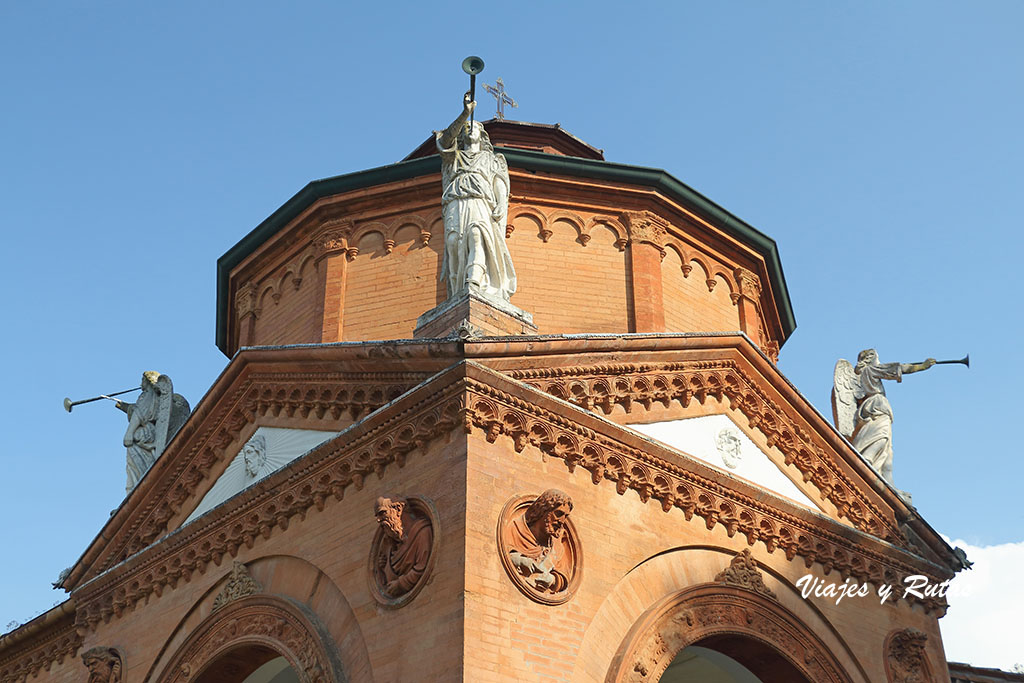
[115,371,190,493]
[436,92,515,302]
[82,646,122,683]
[372,496,434,598]
[832,349,935,485]
[506,489,574,593]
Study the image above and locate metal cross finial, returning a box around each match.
[482,77,518,120]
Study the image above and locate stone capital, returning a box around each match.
[733,267,762,300]
[313,219,354,261]
[623,211,668,256]
[235,281,260,321]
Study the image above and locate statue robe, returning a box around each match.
[436,133,515,301]
[379,516,432,596]
[852,361,902,480]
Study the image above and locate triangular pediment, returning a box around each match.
[631,414,824,514]
[181,427,342,527]
[61,349,959,637]
[60,342,461,593]
[61,333,959,611]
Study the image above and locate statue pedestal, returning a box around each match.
[414,291,537,339]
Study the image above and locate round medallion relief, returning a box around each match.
[368,495,439,608]
[497,489,582,605]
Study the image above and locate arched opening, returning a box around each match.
[193,646,300,683]
[607,584,852,683]
[154,595,344,683]
[660,638,811,683]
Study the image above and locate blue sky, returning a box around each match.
[1,0,1021,670]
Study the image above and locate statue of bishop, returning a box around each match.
[116,371,190,492]
[436,92,516,303]
[832,349,935,486]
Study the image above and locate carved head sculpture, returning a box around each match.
[375,497,406,541]
[716,428,743,469]
[524,489,573,546]
[82,646,122,683]
[141,370,161,391]
[458,120,494,152]
[241,434,268,478]
[855,348,878,372]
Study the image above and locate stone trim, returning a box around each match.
[152,595,343,683]
[607,584,853,683]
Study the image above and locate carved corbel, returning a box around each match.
[623,211,668,259]
[312,219,354,262]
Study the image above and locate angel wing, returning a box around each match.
[831,359,861,438]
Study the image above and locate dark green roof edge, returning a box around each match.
[216,149,796,354]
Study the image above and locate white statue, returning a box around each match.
[436,92,515,302]
[832,349,935,485]
[116,371,190,492]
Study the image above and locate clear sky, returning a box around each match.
[1,0,1021,671]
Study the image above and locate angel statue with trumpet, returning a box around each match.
[833,349,969,490]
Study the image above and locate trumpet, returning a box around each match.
[63,387,140,413]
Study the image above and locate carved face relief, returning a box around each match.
[369,496,437,607]
[82,647,121,683]
[498,490,582,605]
[241,434,268,478]
[715,428,743,469]
[374,497,405,541]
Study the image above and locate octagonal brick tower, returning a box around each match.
[30,117,967,683]
[217,119,795,361]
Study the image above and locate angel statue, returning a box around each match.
[116,371,190,493]
[832,349,935,486]
[436,91,516,303]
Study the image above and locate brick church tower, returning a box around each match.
[1,118,970,682]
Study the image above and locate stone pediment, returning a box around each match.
[631,414,823,513]
[181,426,342,526]
[66,353,957,638]
[62,334,960,636]
[59,341,459,594]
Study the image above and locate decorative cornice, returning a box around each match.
[507,360,904,546]
[462,369,948,614]
[71,372,466,634]
[0,615,81,683]
[714,549,776,599]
